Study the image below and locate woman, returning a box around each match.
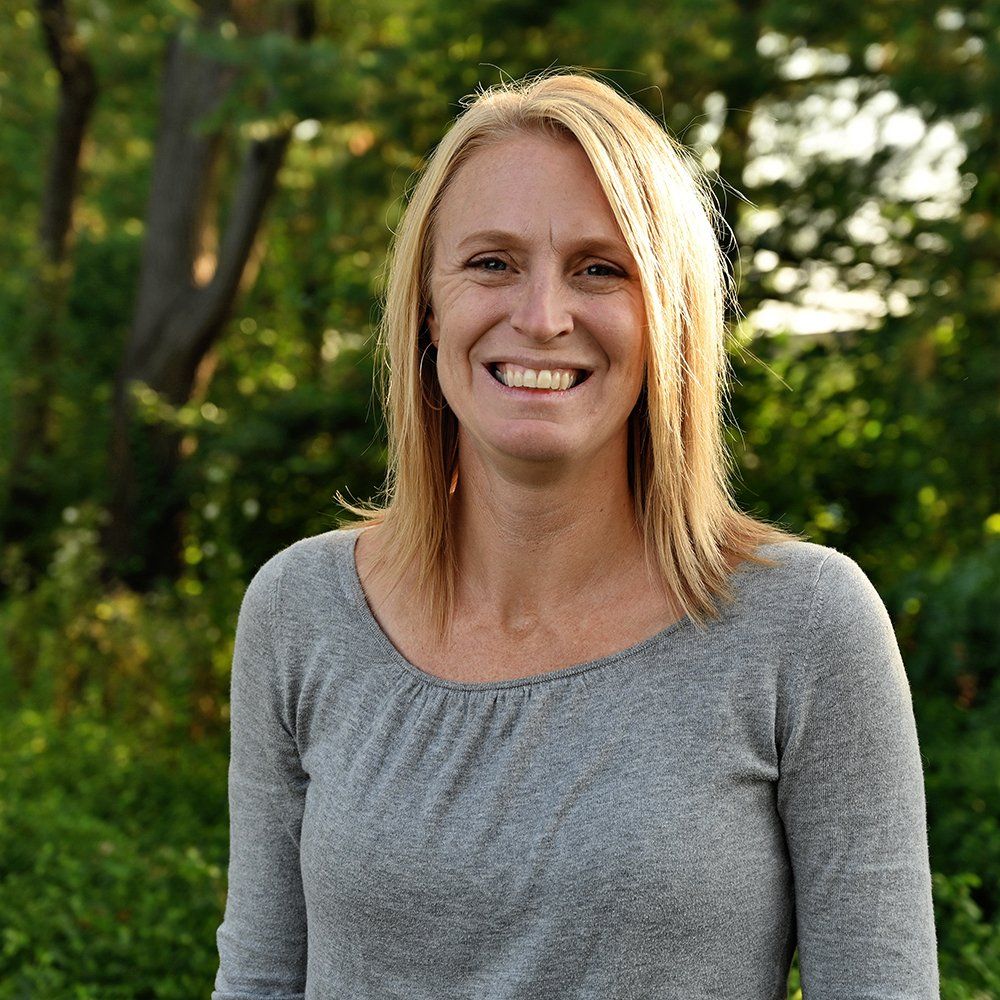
[213,71,939,998]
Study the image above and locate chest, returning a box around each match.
[362,571,685,685]
[295,669,791,992]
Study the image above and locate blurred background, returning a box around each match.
[0,0,997,996]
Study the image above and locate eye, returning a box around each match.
[583,262,623,278]
[467,256,508,272]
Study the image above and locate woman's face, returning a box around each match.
[426,131,647,472]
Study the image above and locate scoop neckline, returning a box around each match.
[338,526,750,693]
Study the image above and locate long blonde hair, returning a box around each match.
[336,68,806,639]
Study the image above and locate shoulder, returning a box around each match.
[761,542,907,698]
[747,538,875,597]
[731,538,835,621]
[758,541,895,641]
[803,546,902,672]
[759,546,914,761]
[730,540,894,646]
[243,527,358,617]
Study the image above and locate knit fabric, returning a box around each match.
[212,527,939,999]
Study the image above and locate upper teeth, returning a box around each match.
[493,364,583,390]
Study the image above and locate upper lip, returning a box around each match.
[484,358,594,372]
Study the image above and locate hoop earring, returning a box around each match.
[419,342,448,413]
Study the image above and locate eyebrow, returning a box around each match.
[455,228,631,259]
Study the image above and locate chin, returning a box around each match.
[507,448,574,465]
[462,422,590,469]
[492,436,581,466]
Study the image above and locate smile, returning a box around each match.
[487,362,592,391]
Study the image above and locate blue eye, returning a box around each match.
[469,257,507,271]
[466,258,623,278]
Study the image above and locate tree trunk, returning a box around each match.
[101,2,315,587]
[1,0,96,577]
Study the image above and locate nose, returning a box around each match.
[509,268,573,341]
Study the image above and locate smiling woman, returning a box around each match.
[212,69,940,1000]
[341,73,806,647]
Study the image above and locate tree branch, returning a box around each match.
[37,0,97,262]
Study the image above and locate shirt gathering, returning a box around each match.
[211,526,940,999]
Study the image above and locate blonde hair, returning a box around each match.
[336,68,806,639]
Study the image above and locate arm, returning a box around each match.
[777,550,940,998]
[212,553,309,1000]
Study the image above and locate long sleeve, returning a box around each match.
[212,554,309,1000]
[777,550,940,997]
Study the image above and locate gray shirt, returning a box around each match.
[212,527,939,999]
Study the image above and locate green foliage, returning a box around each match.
[0,514,234,994]
[181,19,364,130]
[921,685,1000,913]
[934,872,1000,997]
[127,331,387,576]
[0,502,241,733]
[0,706,229,999]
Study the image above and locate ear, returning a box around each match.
[426,306,439,347]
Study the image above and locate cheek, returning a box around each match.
[439,308,506,363]
[603,310,646,367]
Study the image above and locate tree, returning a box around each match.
[104,1,317,584]
[1,0,96,571]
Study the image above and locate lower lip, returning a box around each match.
[480,364,592,399]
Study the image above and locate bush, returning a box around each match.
[0,708,229,999]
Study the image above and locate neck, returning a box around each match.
[450,435,651,634]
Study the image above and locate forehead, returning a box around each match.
[433,132,626,248]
